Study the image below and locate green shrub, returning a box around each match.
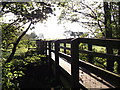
[2,51,46,89]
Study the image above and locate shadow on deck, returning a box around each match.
[19,57,62,89]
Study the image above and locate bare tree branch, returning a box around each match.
[5,20,32,64]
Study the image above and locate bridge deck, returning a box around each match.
[51,52,114,88]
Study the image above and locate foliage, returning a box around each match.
[28,31,38,39]
[58,2,104,38]
[58,1,120,38]
[79,43,88,62]
[1,23,19,50]
[78,43,119,74]
[2,2,53,23]
[63,30,84,38]
[1,2,54,63]
[2,50,46,89]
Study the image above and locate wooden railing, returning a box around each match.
[37,38,120,88]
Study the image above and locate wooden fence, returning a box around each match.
[36,38,120,88]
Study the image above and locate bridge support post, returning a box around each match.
[64,42,66,54]
[106,47,114,72]
[88,44,93,63]
[44,41,47,56]
[55,40,60,81]
[36,40,45,54]
[48,41,52,78]
[71,39,79,88]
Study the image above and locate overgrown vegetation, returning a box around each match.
[1,1,120,89]
[2,48,63,89]
[79,43,119,74]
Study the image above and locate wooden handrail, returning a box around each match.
[76,38,120,49]
[79,50,120,61]
[44,38,120,88]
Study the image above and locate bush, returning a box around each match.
[2,51,46,90]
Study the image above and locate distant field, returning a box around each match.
[60,43,106,53]
[92,45,106,53]
[15,47,28,55]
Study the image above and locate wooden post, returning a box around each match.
[48,41,52,78]
[64,43,66,54]
[36,40,40,54]
[71,39,79,88]
[106,47,114,72]
[88,44,93,63]
[55,40,60,81]
[51,42,54,50]
[104,2,114,72]
[36,40,45,54]
[48,41,52,67]
[44,41,47,62]
[44,41,47,55]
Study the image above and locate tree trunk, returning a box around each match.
[5,21,32,64]
[104,2,112,38]
[104,2,113,72]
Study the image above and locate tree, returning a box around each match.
[63,30,83,38]
[1,23,19,49]
[58,2,103,38]
[110,2,120,38]
[2,2,53,63]
[70,31,83,38]
[29,31,38,39]
[63,30,72,38]
[58,1,120,38]
[37,33,44,39]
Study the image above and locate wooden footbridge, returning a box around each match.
[36,38,120,89]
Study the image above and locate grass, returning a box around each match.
[15,47,28,55]
[92,45,106,53]
[3,48,63,89]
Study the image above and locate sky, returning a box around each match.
[2,2,89,39]
[26,5,88,39]
[26,15,88,39]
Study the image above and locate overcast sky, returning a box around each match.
[26,5,88,39]
[27,15,88,39]
[2,2,89,39]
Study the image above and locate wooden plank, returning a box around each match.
[59,52,71,63]
[88,44,93,63]
[48,41,52,67]
[48,41,52,78]
[79,59,120,87]
[46,38,120,88]
[76,38,120,49]
[58,38,72,43]
[59,66,72,88]
[55,41,60,80]
[106,46,114,72]
[51,49,55,53]
[44,41,47,56]
[58,56,87,89]
[64,43,66,54]
[51,51,116,88]
[79,50,120,62]
[79,67,114,88]
[59,46,71,50]
[71,39,80,88]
